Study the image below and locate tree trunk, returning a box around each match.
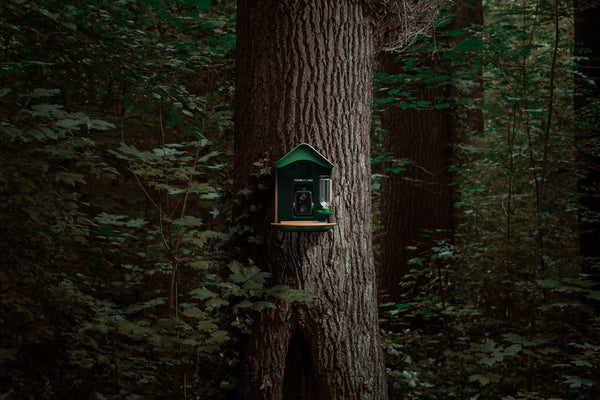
[233,1,387,399]
[379,77,454,302]
[575,1,600,273]
[378,0,483,303]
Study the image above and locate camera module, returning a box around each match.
[294,188,313,216]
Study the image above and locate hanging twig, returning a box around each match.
[372,0,447,53]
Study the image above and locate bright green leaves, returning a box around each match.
[374,70,453,111]
[374,96,395,104]
[456,37,483,52]
[387,167,405,174]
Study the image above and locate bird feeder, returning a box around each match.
[271,143,337,232]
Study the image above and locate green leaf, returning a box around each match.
[0,348,18,362]
[123,297,166,314]
[444,29,465,37]
[197,150,221,163]
[88,119,116,131]
[181,307,206,319]
[200,192,219,200]
[469,374,490,386]
[228,261,270,284]
[386,167,405,174]
[236,300,276,312]
[538,347,559,355]
[443,51,460,60]
[94,213,147,227]
[172,215,204,227]
[30,88,60,98]
[55,172,86,186]
[412,100,431,108]
[374,96,395,104]
[571,359,592,367]
[504,344,522,356]
[209,330,230,344]
[206,298,229,309]
[124,218,149,228]
[190,287,216,300]
[456,38,482,52]
[563,375,594,388]
[56,116,88,129]
[38,8,59,21]
[194,0,212,9]
[28,103,64,117]
[585,291,600,301]
[196,320,218,332]
[465,183,482,192]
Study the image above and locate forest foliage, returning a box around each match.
[0,0,598,399]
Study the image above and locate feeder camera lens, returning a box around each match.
[294,189,312,216]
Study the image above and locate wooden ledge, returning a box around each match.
[271,221,337,227]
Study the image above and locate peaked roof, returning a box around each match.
[273,143,337,169]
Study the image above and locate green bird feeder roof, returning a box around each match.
[273,143,337,170]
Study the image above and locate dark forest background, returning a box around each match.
[1,0,599,399]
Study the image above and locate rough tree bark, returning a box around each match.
[233,1,388,399]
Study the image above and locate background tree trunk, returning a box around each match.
[378,0,483,303]
[233,1,387,399]
[574,1,600,273]
[379,79,454,302]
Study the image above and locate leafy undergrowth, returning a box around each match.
[381,238,600,400]
[0,221,308,400]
